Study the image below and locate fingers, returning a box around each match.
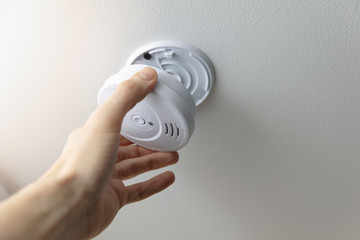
[116,144,156,162]
[120,136,133,146]
[89,67,157,133]
[126,171,175,204]
[115,151,179,180]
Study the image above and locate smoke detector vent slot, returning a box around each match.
[169,123,174,137]
[176,124,180,140]
[164,123,180,139]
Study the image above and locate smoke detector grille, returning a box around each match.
[164,123,180,140]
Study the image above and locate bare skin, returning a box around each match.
[0,67,178,239]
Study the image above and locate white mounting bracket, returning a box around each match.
[126,41,215,106]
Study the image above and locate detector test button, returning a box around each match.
[132,115,146,125]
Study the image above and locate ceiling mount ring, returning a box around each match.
[126,41,215,106]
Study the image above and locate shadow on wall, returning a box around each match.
[0,165,19,200]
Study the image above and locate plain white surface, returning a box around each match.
[0,1,360,240]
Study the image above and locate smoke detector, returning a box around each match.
[98,41,215,151]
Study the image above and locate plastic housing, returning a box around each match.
[98,64,196,152]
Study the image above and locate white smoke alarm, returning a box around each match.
[98,41,215,151]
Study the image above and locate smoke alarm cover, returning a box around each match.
[98,41,215,151]
[98,64,196,152]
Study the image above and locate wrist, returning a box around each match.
[37,173,84,210]
[32,176,87,239]
[0,171,88,240]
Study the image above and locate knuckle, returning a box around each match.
[148,157,158,169]
[119,166,131,179]
[130,162,140,174]
[135,145,141,156]
[137,186,148,200]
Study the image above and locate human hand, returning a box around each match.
[40,67,179,239]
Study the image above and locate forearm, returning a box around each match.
[0,174,85,240]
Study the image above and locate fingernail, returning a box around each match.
[138,67,156,81]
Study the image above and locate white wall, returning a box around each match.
[1,1,360,239]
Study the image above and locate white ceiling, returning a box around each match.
[1,1,360,239]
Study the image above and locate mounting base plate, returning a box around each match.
[126,41,215,106]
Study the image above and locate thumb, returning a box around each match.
[90,67,157,133]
